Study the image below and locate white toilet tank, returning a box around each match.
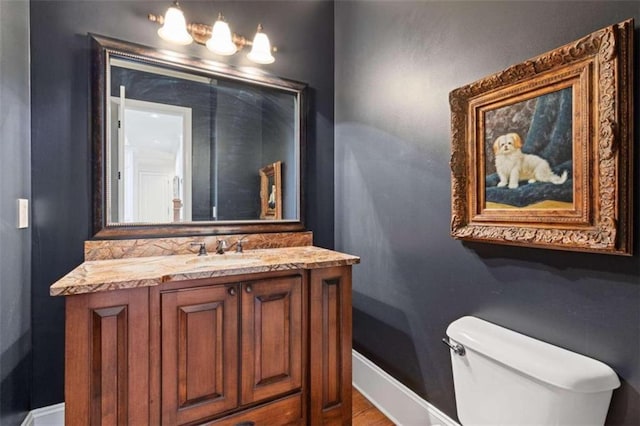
[446,316,620,426]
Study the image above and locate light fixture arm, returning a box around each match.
[148,13,277,53]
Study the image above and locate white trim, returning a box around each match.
[352,350,459,426]
[21,352,457,426]
[19,411,33,426]
[20,403,64,426]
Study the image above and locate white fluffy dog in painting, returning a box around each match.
[493,133,568,189]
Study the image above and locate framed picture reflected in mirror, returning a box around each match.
[260,161,282,220]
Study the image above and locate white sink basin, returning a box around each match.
[184,254,261,267]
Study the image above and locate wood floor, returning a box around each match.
[352,388,395,425]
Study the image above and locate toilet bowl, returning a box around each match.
[445,316,620,426]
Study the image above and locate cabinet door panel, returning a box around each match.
[162,286,238,425]
[91,306,127,424]
[241,276,302,405]
[310,267,352,425]
[65,287,149,426]
[179,302,225,406]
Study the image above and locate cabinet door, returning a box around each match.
[65,287,149,425]
[161,285,239,425]
[309,266,353,425]
[241,276,303,405]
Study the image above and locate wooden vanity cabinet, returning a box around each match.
[65,265,352,426]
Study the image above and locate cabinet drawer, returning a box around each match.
[206,393,303,426]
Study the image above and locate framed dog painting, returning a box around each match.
[450,19,633,255]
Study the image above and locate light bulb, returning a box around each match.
[206,14,238,56]
[157,2,193,45]
[247,25,274,64]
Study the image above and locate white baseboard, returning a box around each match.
[20,402,64,426]
[20,352,457,426]
[352,350,459,426]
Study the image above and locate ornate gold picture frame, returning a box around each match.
[450,19,633,255]
[260,161,282,220]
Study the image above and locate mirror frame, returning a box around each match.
[90,34,307,238]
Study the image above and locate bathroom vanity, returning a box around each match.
[51,236,359,425]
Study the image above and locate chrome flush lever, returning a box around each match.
[442,337,466,356]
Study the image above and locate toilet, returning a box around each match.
[445,316,620,425]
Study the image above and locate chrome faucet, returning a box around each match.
[190,242,207,256]
[215,239,228,255]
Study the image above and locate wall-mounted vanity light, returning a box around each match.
[148,1,276,64]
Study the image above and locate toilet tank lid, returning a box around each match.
[446,316,620,393]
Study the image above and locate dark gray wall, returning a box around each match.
[215,81,263,220]
[30,0,334,408]
[335,1,639,424]
[262,91,296,219]
[0,0,31,424]
[214,81,298,220]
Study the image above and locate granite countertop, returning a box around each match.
[50,246,360,296]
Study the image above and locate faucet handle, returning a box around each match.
[236,238,247,253]
[190,242,207,256]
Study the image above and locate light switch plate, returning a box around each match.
[18,199,28,229]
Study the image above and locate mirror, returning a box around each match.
[91,35,306,238]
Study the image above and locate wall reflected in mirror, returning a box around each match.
[107,56,299,225]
